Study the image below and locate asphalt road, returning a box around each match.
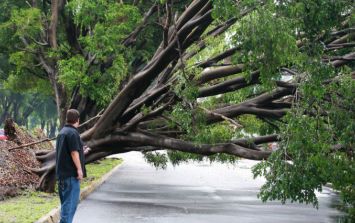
[73,152,345,223]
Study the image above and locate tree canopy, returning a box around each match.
[0,0,354,218]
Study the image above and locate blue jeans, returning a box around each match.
[58,177,80,223]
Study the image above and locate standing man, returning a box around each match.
[56,109,87,223]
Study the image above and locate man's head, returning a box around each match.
[66,109,80,127]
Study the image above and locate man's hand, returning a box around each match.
[83,146,91,155]
[77,169,83,180]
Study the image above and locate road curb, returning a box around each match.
[35,160,123,223]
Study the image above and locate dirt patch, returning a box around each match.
[0,126,54,200]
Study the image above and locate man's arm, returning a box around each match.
[71,151,83,180]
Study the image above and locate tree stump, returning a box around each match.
[4,118,19,144]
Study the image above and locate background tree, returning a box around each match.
[0,0,168,126]
[0,85,57,134]
[2,0,354,218]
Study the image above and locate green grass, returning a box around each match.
[0,158,122,223]
[80,158,122,189]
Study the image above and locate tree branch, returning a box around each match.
[122,4,158,46]
[88,131,272,160]
[197,64,245,85]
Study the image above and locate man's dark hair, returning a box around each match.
[66,109,80,124]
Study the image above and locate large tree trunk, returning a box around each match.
[50,72,68,128]
[48,120,57,138]
[41,120,46,130]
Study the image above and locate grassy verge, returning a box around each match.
[0,158,122,223]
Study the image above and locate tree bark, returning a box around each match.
[50,73,68,128]
[48,0,62,48]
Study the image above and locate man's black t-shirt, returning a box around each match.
[55,125,87,179]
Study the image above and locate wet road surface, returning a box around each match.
[73,152,344,223]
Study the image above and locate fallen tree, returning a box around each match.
[2,0,354,216]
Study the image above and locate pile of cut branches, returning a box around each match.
[0,125,53,200]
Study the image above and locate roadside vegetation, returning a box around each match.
[0,158,122,223]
